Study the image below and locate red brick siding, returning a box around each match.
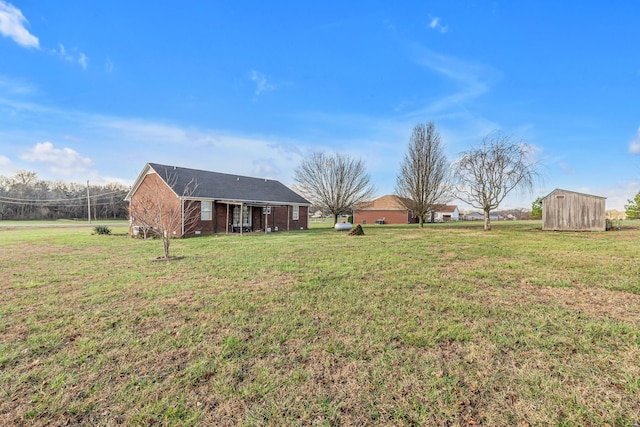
[268,205,309,231]
[195,203,308,234]
[182,200,216,237]
[129,173,182,236]
[354,209,413,225]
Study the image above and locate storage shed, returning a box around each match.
[542,189,606,231]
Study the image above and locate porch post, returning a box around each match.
[181,198,185,236]
[240,203,244,236]
[226,203,230,234]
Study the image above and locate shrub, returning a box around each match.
[347,215,353,224]
[93,225,112,235]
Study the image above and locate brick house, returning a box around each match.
[125,163,311,237]
[353,195,418,225]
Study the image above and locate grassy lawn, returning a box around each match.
[1,221,639,425]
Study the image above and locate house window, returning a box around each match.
[201,201,212,220]
[292,205,299,221]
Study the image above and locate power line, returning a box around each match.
[0,189,129,203]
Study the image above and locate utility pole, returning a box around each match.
[87,180,91,223]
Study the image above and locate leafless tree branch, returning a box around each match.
[395,122,452,227]
[453,134,539,230]
[294,152,376,224]
[129,168,199,259]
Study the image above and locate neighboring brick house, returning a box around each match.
[353,195,418,225]
[125,163,311,237]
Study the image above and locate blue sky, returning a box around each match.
[1,1,639,210]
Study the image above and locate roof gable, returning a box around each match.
[432,205,458,213]
[356,195,410,211]
[543,188,606,201]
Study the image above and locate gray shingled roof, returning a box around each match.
[148,163,310,205]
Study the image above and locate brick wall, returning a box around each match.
[129,173,183,236]
[354,209,412,225]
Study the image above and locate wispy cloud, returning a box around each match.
[105,58,114,73]
[558,161,575,174]
[408,45,500,119]
[0,0,39,48]
[0,154,11,166]
[21,141,93,175]
[249,70,275,95]
[0,74,36,95]
[629,127,640,154]
[428,16,448,33]
[52,43,89,70]
[78,52,88,70]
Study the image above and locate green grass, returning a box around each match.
[1,221,640,425]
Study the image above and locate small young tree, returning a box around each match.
[294,152,376,224]
[624,190,640,220]
[129,169,200,259]
[454,134,538,231]
[396,122,452,227]
[531,197,543,219]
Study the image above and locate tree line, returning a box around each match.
[0,170,129,221]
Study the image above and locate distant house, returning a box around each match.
[125,163,311,237]
[542,189,606,231]
[431,205,459,222]
[462,211,501,221]
[462,212,484,221]
[353,195,417,225]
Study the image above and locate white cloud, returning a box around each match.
[408,45,500,120]
[629,127,640,154]
[105,58,114,73]
[252,158,281,178]
[0,74,36,95]
[0,1,39,48]
[558,161,575,174]
[78,52,88,70]
[428,16,448,33]
[52,43,89,70]
[21,141,93,175]
[0,154,11,166]
[249,70,275,95]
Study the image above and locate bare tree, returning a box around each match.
[128,169,200,259]
[396,122,452,228]
[294,152,375,224]
[454,134,538,231]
